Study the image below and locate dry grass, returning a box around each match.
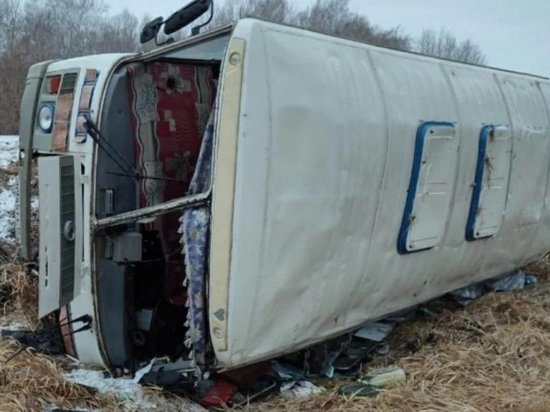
[255,260,550,412]
[0,340,124,412]
[0,244,38,326]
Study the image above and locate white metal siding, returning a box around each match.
[210,20,550,368]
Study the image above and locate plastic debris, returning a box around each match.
[303,334,352,377]
[271,361,305,382]
[338,382,379,398]
[376,343,390,355]
[487,270,526,292]
[132,358,155,384]
[333,339,376,372]
[450,284,484,307]
[64,369,154,407]
[386,307,418,323]
[363,366,406,388]
[280,380,324,399]
[525,273,539,287]
[450,269,540,306]
[355,322,394,342]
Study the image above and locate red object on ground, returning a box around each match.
[200,379,238,407]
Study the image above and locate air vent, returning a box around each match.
[38,155,77,318]
[60,73,78,94]
[59,159,76,304]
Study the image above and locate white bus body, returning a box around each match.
[19,19,550,375]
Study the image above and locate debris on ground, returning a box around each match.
[254,257,550,411]
[64,368,156,408]
[1,326,64,354]
[354,321,395,342]
[332,339,376,373]
[362,366,406,388]
[450,269,541,306]
[450,283,484,306]
[338,382,379,398]
[486,269,539,292]
[198,378,238,407]
[280,380,325,399]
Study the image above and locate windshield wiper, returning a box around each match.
[84,114,140,181]
[84,114,185,183]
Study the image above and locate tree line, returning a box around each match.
[0,0,486,134]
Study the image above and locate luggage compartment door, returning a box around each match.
[466,125,512,240]
[398,122,458,253]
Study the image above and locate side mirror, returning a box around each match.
[164,0,212,35]
[140,17,164,44]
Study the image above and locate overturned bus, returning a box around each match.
[18,16,550,379]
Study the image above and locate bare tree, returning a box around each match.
[91,9,140,53]
[0,0,142,133]
[0,0,488,134]
[210,0,296,27]
[0,1,23,53]
[416,29,487,65]
[210,0,411,51]
[294,0,411,50]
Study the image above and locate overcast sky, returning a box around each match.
[109,0,550,77]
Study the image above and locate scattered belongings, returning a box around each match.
[332,339,377,373]
[280,380,325,399]
[362,366,406,388]
[271,361,324,400]
[1,266,541,409]
[450,284,484,307]
[337,366,406,398]
[0,325,64,355]
[355,322,395,343]
[338,383,379,398]
[272,361,305,382]
[450,270,539,306]
[487,270,537,292]
[199,379,238,407]
[376,343,390,356]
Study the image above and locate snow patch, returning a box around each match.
[64,368,156,408]
[0,322,29,332]
[0,177,17,243]
[0,136,19,243]
[0,136,18,168]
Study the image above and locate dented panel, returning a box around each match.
[23,18,550,374]
[210,20,550,369]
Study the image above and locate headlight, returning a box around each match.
[38,103,55,133]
